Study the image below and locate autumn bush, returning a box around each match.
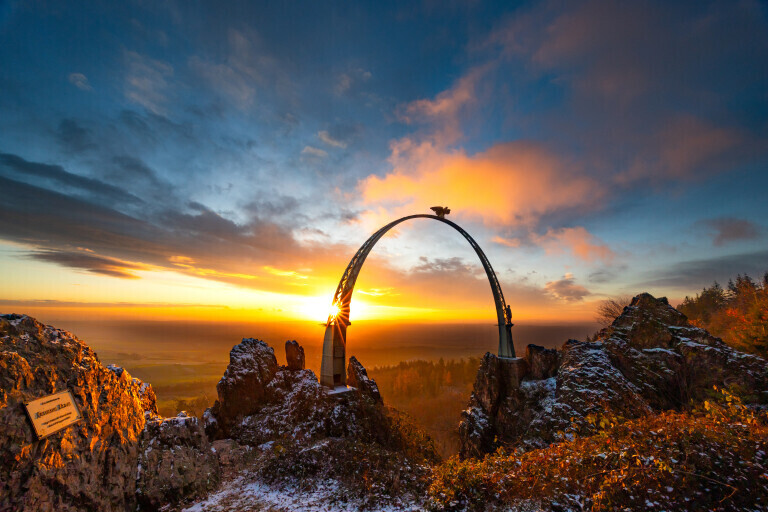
[428,388,768,511]
[678,272,768,357]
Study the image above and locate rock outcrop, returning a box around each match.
[204,338,423,451]
[459,293,768,458]
[0,314,220,511]
[347,355,383,404]
[201,337,439,508]
[525,344,559,380]
[207,338,278,436]
[136,413,219,510]
[1,315,149,511]
[285,339,305,370]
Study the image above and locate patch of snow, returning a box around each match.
[8,316,26,327]
[328,385,355,395]
[183,476,421,512]
[106,364,125,376]
[643,347,678,356]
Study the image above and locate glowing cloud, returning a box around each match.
[362,140,603,226]
[532,227,615,263]
[492,236,522,248]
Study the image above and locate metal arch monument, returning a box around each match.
[320,208,516,388]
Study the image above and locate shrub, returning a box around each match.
[428,402,768,511]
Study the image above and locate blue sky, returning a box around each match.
[1,0,767,323]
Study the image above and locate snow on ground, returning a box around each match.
[182,475,422,512]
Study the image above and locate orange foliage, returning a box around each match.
[429,390,768,510]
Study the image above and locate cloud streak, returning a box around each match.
[124,51,173,115]
[698,217,760,247]
[0,153,142,205]
[68,73,92,91]
[639,250,768,289]
[27,250,150,279]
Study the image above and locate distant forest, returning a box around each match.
[677,272,768,358]
[367,358,481,458]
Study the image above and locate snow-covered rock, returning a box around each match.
[205,338,396,447]
[459,293,768,458]
[137,412,220,510]
[205,337,278,438]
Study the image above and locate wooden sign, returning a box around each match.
[24,390,82,439]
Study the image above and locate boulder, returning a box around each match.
[347,356,383,404]
[0,314,152,511]
[136,413,219,510]
[284,340,305,370]
[205,338,278,437]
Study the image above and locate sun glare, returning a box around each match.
[303,296,342,323]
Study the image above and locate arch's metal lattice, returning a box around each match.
[321,214,516,387]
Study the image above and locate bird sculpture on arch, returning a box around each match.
[320,207,516,388]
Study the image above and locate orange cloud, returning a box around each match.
[169,255,259,280]
[532,226,615,263]
[362,140,603,226]
[263,265,309,280]
[492,236,522,248]
[399,64,490,145]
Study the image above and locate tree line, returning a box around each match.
[677,272,768,358]
[368,357,481,458]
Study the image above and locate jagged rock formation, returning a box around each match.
[285,339,305,370]
[205,339,398,446]
[347,355,383,404]
[199,338,438,509]
[459,293,768,458]
[0,314,219,511]
[0,314,151,511]
[206,338,279,438]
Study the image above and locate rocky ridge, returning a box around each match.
[198,336,438,510]
[459,293,768,458]
[0,313,435,511]
[5,292,763,510]
[0,314,218,511]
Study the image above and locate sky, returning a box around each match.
[1,0,767,327]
